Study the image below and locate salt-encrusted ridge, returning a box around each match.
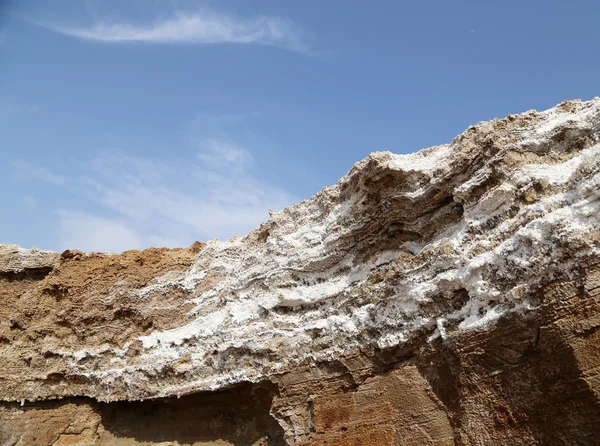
[0,244,58,273]
[3,98,600,402]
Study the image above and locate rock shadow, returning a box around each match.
[418,314,600,445]
[99,380,286,446]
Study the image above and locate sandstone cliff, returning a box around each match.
[2,98,600,445]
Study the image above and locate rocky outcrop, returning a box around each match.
[2,98,600,445]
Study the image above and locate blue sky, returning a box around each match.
[1,0,598,252]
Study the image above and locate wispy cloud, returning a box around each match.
[33,9,309,52]
[13,159,66,185]
[12,109,298,252]
[51,142,296,253]
[197,139,254,172]
[56,210,145,253]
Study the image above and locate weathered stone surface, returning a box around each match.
[2,98,600,444]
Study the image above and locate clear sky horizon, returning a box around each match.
[1,0,598,253]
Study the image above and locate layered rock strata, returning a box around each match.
[2,98,600,445]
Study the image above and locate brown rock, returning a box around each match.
[2,99,600,444]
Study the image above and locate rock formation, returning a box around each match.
[2,98,600,445]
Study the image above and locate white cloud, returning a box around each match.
[54,144,297,253]
[56,210,144,253]
[35,9,308,52]
[197,139,254,171]
[13,159,66,185]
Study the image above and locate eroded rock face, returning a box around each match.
[2,99,600,445]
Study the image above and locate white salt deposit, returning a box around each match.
[58,98,600,398]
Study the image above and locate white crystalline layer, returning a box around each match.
[60,98,600,396]
[0,244,57,272]
[387,144,453,173]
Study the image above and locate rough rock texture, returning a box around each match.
[2,98,600,445]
